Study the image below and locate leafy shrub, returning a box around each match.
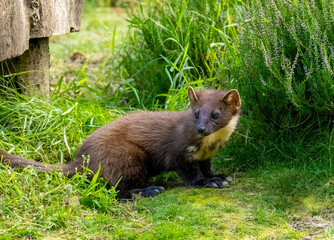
[117,0,333,171]
[235,0,334,131]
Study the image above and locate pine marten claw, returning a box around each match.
[225,176,233,182]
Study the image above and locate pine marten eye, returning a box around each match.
[212,113,220,120]
[194,111,199,119]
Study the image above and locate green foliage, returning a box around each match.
[0,75,122,164]
[84,0,130,9]
[0,162,117,238]
[235,0,334,130]
[79,161,119,212]
[0,1,334,238]
[84,0,111,9]
[120,0,241,106]
[120,0,334,174]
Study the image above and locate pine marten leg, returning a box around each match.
[116,182,165,199]
[116,181,165,199]
[130,186,165,197]
[98,142,165,199]
[199,160,233,187]
[175,161,226,188]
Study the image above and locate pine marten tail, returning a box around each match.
[0,149,80,177]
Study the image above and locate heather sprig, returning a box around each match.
[236,0,334,128]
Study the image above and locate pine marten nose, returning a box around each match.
[197,126,206,133]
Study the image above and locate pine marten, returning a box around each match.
[0,87,241,198]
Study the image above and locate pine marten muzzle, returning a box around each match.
[0,87,241,198]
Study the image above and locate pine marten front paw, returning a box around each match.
[131,186,165,197]
[197,177,230,188]
[214,174,233,183]
[204,177,230,188]
[192,175,232,189]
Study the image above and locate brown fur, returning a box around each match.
[0,87,241,198]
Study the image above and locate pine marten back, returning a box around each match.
[0,87,241,198]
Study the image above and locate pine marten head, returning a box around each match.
[188,86,241,136]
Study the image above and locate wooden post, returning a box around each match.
[0,0,85,97]
[9,38,50,96]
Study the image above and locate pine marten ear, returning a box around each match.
[188,86,199,107]
[222,89,241,111]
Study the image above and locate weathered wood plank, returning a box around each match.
[0,0,85,96]
[0,0,84,61]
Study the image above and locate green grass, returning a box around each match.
[118,0,242,107]
[0,85,333,239]
[0,1,334,239]
[1,157,333,239]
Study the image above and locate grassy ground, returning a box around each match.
[0,3,333,240]
[1,160,333,239]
